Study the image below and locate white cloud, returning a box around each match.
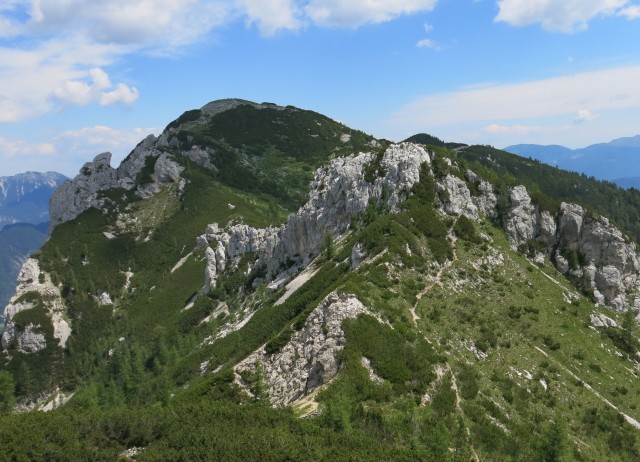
[424,22,433,31]
[0,136,56,158]
[55,125,156,151]
[0,1,442,123]
[304,0,438,27]
[0,35,128,122]
[416,38,440,49]
[618,4,640,18]
[574,109,596,124]
[240,0,303,35]
[51,67,138,107]
[391,65,640,128]
[99,84,139,106]
[495,0,628,32]
[26,0,234,48]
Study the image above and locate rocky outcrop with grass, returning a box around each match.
[234,292,372,406]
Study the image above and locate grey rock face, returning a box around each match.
[49,152,120,227]
[557,202,640,311]
[153,152,184,183]
[503,186,557,250]
[234,292,373,406]
[199,143,431,290]
[590,313,618,328]
[16,324,46,353]
[200,98,285,117]
[473,181,498,218]
[501,187,640,311]
[2,258,70,353]
[350,242,366,270]
[505,186,539,248]
[437,174,478,219]
[50,136,186,229]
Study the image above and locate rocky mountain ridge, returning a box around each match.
[3,100,640,460]
[7,107,640,358]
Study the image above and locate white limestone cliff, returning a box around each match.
[2,258,70,353]
[198,143,431,291]
[234,292,373,406]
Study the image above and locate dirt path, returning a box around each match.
[446,362,480,461]
[410,218,459,326]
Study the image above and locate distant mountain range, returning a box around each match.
[504,135,640,189]
[0,222,49,318]
[0,171,66,323]
[0,171,67,230]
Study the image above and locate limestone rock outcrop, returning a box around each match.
[49,135,184,230]
[198,143,431,290]
[2,258,70,353]
[556,203,640,311]
[504,186,556,249]
[234,292,373,406]
[437,174,478,219]
[501,185,640,311]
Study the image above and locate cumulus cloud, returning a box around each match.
[388,64,640,147]
[0,35,128,122]
[238,0,439,34]
[241,0,304,35]
[0,1,442,123]
[0,125,157,176]
[26,0,234,48]
[495,0,628,32]
[55,125,156,151]
[51,68,138,107]
[618,4,640,18]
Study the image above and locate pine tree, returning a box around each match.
[0,371,16,414]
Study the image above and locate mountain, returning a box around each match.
[1,100,640,460]
[504,136,640,187]
[0,171,67,230]
[0,222,49,325]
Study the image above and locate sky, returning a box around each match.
[1,0,640,177]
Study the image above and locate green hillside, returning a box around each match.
[1,105,640,461]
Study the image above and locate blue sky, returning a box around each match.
[1,0,640,176]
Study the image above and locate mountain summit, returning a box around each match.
[1,101,640,460]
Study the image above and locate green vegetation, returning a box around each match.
[459,144,640,241]
[2,106,640,460]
